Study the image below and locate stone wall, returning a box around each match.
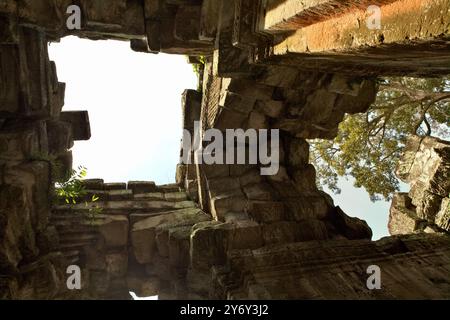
[389,136,450,235]
[52,180,210,299]
[0,22,89,299]
[1,0,450,299]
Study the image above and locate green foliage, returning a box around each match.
[191,55,206,91]
[55,165,88,204]
[310,76,450,202]
[55,166,103,220]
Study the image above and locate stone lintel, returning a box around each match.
[59,111,91,141]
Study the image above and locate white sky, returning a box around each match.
[49,36,391,240]
[49,36,197,185]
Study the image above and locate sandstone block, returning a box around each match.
[210,192,248,221]
[104,183,127,190]
[388,193,421,235]
[165,192,188,202]
[82,179,104,190]
[105,251,128,278]
[255,99,284,118]
[190,221,227,271]
[168,226,192,268]
[219,91,255,115]
[435,197,450,231]
[59,111,91,141]
[98,215,129,248]
[243,183,274,201]
[246,110,268,130]
[248,201,285,223]
[128,181,158,194]
[108,189,133,201]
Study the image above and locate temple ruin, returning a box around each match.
[0,0,449,299]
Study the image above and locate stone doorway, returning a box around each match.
[48,36,198,185]
[47,36,205,299]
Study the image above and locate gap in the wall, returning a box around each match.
[49,36,198,185]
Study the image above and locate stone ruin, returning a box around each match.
[0,0,449,299]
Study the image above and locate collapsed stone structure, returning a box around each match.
[389,136,450,235]
[0,0,449,299]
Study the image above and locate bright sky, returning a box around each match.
[49,36,393,240]
[49,36,197,185]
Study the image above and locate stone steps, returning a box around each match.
[59,240,96,250]
[53,199,197,215]
[158,184,182,193]
[134,191,188,202]
[58,233,99,244]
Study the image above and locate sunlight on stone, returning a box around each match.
[130,292,159,300]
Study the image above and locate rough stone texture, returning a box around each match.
[263,0,400,31]
[212,234,450,299]
[389,136,450,234]
[268,0,450,77]
[51,185,204,299]
[1,0,449,300]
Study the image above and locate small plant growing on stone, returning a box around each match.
[190,55,206,91]
[56,165,88,204]
[84,195,103,225]
[55,166,103,222]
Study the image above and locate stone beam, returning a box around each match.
[263,0,399,32]
[59,111,91,141]
[266,0,450,76]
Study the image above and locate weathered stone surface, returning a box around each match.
[255,99,284,118]
[105,251,128,278]
[98,216,129,248]
[210,192,248,221]
[131,208,210,264]
[190,221,227,271]
[328,207,372,240]
[206,176,241,198]
[214,106,247,130]
[82,179,105,190]
[133,192,165,201]
[214,234,450,299]
[108,189,133,201]
[0,185,37,270]
[287,138,309,168]
[270,0,450,77]
[0,121,48,161]
[243,183,274,201]
[219,91,255,115]
[389,193,421,235]
[246,110,268,130]
[292,164,318,192]
[59,111,91,141]
[174,5,202,41]
[104,183,127,191]
[284,194,330,220]
[128,181,158,194]
[248,201,285,223]
[391,136,450,233]
[1,0,450,301]
[435,198,450,232]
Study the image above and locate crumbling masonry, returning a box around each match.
[0,0,449,299]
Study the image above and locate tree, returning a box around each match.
[310,76,450,202]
